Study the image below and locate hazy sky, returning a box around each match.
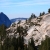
[0,0,50,19]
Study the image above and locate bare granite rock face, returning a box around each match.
[25,13,50,46]
[6,13,50,46]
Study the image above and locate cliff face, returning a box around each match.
[25,13,50,46]
[6,13,50,46]
[0,12,11,27]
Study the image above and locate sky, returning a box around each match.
[0,0,50,19]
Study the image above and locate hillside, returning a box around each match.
[6,13,50,47]
[0,12,50,50]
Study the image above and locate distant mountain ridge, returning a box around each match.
[0,12,27,27]
[11,18,27,23]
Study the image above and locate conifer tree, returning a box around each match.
[38,36,50,50]
[48,8,50,13]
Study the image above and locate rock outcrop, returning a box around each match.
[6,13,50,46]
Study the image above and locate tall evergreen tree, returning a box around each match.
[48,8,50,13]
[18,36,24,50]
[42,12,45,15]
[39,13,42,16]
[30,37,37,50]
[0,24,6,41]
[29,13,36,22]
[38,36,50,50]
[3,37,11,50]
[11,37,18,50]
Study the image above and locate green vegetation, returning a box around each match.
[39,12,45,16]
[29,13,36,22]
[0,8,50,50]
[0,24,6,41]
[38,36,50,50]
[48,8,50,13]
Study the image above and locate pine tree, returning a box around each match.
[48,8,50,13]
[18,35,24,50]
[39,13,42,16]
[42,12,45,15]
[38,36,50,50]
[30,37,37,50]
[3,37,11,50]
[0,24,6,41]
[29,13,36,22]
[39,12,45,17]
[11,37,18,50]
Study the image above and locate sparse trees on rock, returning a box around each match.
[30,13,36,19]
[39,12,45,17]
[29,13,36,22]
[39,13,42,16]
[48,8,50,13]
[42,12,45,15]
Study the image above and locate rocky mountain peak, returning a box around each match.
[0,12,11,27]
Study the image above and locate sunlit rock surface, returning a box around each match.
[6,13,50,46]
